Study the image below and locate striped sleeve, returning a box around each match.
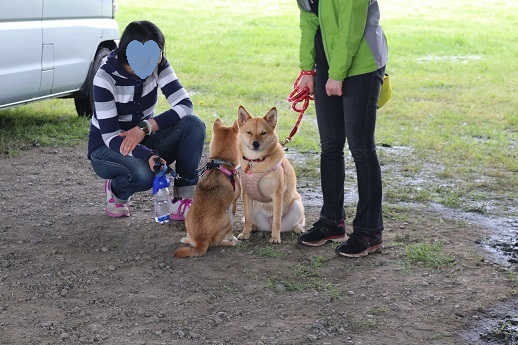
[93,70,124,153]
[153,59,195,130]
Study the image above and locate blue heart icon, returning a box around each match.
[126,40,161,79]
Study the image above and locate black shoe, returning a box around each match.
[297,220,347,247]
[335,231,384,257]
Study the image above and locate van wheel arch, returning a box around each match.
[74,45,112,117]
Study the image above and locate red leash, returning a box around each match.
[282,70,315,147]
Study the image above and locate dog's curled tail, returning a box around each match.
[173,242,210,259]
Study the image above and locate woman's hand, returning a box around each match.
[148,155,166,172]
[326,78,343,97]
[119,127,146,156]
[296,74,315,96]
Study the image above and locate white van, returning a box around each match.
[0,0,119,116]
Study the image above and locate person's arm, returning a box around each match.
[327,0,370,81]
[298,9,319,72]
[93,68,153,161]
[93,69,125,153]
[296,7,319,95]
[152,58,195,130]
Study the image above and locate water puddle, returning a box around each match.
[461,299,518,345]
[427,202,517,268]
[287,147,517,267]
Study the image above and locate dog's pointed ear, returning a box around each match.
[232,120,239,132]
[238,106,251,126]
[213,118,222,130]
[264,107,277,129]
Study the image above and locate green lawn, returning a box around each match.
[1,0,516,214]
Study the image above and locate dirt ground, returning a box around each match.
[0,144,516,345]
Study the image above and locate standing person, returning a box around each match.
[87,20,206,220]
[295,0,388,257]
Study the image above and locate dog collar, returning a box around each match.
[242,155,268,163]
[242,155,269,173]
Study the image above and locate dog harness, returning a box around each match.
[199,159,239,191]
[241,156,285,203]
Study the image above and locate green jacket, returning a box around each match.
[298,0,388,81]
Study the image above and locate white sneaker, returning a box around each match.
[170,198,192,221]
[104,180,130,218]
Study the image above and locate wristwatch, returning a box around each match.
[138,120,151,135]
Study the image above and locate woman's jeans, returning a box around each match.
[89,115,206,201]
[314,31,384,234]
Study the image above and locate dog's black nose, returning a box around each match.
[252,141,260,149]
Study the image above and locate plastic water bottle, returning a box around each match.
[152,165,171,224]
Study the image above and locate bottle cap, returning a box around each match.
[152,174,170,195]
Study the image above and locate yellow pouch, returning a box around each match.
[378,73,392,109]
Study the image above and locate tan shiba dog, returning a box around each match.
[237,106,305,243]
[173,119,241,258]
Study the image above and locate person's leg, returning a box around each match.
[335,67,385,257]
[89,145,155,217]
[144,115,206,198]
[342,68,385,233]
[144,115,205,220]
[313,62,347,225]
[297,29,347,246]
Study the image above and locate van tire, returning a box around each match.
[74,46,111,117]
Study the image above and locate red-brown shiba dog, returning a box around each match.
[173,119,241,258]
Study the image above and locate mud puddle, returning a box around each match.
[427,202,517,268]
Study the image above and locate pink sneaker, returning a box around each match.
[104,180,130,218]
[170,198,192,221]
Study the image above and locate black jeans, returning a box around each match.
[314,31,385,234]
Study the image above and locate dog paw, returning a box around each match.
[237,232,250,240]
[269,237,281,244]
[222,239,240,247]
[180,236,192,244]
[292,225,304,234]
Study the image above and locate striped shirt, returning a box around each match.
[87,49,194,162]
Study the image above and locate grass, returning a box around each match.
[241,249,342,297]
[404,242,457,269]
[252,254,343,297]
[0,0,516,215]
[0,99,89,155]
[256,245,282,258]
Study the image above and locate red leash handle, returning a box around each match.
[287,70,314,111]
[283,70,315,146]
